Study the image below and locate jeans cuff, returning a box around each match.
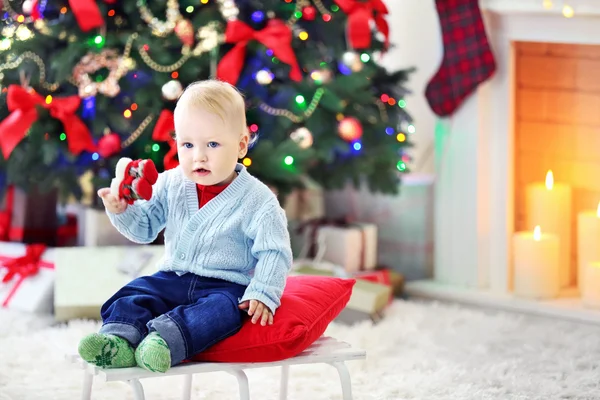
[147,314,187,366]
[99,322,143,347]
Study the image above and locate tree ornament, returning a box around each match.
[216,0,240,20]
[290,127,313,149]
[310,68,333,84]
[302,6,317,21]
[342,51,363,72]
[73,50,128,98]
[255,69,274,85]
[22,0,35,15]
[175,19,195,46]
[337,117,363,142]
[97,131,122,158]
[162,80,183,100]
[192,22,222,56]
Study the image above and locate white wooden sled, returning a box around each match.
[66,336,366,400]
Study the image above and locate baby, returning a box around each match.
[78,80,293,373]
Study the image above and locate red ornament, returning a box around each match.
[175,19,195,47]
[97,133,122,158]
[302,6,317,21]
[337,117,363,142]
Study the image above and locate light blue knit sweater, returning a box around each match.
[107,163,293,314]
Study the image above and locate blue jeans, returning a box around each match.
[98,271,247,366]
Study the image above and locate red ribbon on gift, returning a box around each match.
[0,243,53,307]
[333,0,389,50]
[152,110,179,170]
[30,0,104,31]
[217,19,303,85]
[0,85,97,160]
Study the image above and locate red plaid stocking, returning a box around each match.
[425,0,496,117]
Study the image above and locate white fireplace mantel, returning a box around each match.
[405,1,600,324]
[481,0,600,16]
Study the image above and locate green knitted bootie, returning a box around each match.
[78,333,136,369]
[135,331,171,373]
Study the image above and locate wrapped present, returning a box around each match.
[65,204,136,246]
[293,217,378,273]
[354,268,405,303]
[56,213,78,247]
[317,223,377,273]
[292,264,392,324]
[324,175,434,280]
[0,185,59,245]
[0,242,55,314]
[54,245,164,321]
[284,176,325,222]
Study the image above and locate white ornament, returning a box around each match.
[22,0,34,15]
[342,51,363,72]
[290,127,313,149]
[255,69,273,85]
[162,80,183,100]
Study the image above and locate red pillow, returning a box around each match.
[191,275,356,363]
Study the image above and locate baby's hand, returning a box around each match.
[238,300,273,326]
[98,188,128,214]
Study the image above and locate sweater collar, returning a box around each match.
[184,163,249,216]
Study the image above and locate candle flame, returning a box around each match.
[533,225,541,241]
[597,201,600,218]
[545,170,554,190]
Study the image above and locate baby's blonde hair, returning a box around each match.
[174,79,249,139]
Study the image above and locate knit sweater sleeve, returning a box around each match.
[240,200,293,315]
[106,169,170,244]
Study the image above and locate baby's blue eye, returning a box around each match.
[183,143,193,149]
[208,142,220,148]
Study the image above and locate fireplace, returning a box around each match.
[405,0,600,324]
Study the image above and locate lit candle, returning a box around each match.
[526,170,572,287]
[577,201,600,294]
[513,225,560,299]
[583,262,600,308]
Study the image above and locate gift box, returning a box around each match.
[354,268,405,303]
[64,204,136,247]
[0,242,55,314]
[54,245,164,321]
[284,176,325,222]
[324,175,434,281]
[292,264,392,324]
[0,185,59,245]
[317,223,378,273]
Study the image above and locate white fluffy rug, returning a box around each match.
[2,300,600,400]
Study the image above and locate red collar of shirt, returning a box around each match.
[196,182,231,208]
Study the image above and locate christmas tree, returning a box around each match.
[0,0,414,202]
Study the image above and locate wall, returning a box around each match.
[381,0,441,175]
[514,41,600,286]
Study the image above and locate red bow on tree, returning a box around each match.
[217,19,303,85]
[333,0,390,50]
[152,110,179,170]
[0,85,97,160]
[1,244,47,284]
[30,0,104,32]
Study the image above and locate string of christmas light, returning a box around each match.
[121,114,155,148]
[258,88,324,123]
[0,51,60,91]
